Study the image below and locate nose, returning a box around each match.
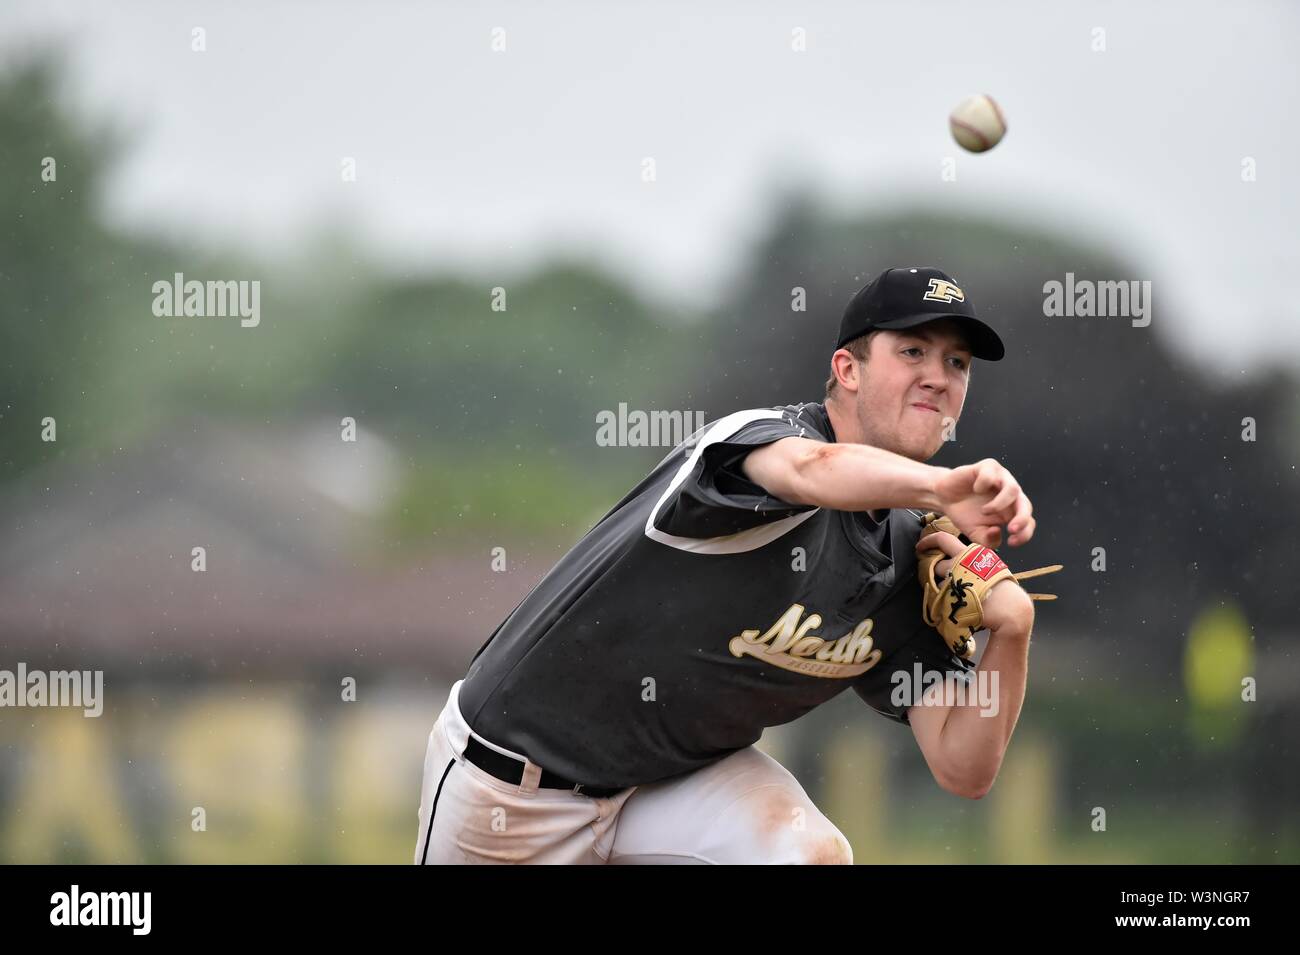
[917,355,948,395]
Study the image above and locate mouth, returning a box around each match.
[910,402,941,414]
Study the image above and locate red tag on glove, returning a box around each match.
[960,546,1007,580]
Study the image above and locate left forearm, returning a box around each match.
[937,619,1032,795]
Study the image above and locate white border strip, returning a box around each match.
[643,408,821,554]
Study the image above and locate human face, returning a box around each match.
[848,321,972,461]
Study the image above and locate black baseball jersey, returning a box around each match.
[457,401,974,788]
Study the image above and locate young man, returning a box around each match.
[415,266,1039,864]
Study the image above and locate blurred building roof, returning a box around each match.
[0,416,549,678]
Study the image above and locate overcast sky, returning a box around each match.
[4,0,1298,379]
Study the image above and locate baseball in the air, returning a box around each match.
[949,94,1007,153]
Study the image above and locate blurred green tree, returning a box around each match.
[0,55,119,481]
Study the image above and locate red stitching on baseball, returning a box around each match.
[951,117,991,150]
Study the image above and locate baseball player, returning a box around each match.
[415,266,1054,864]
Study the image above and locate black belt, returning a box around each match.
[463,736,624,798]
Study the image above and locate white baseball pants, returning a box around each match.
[414,680,853,865]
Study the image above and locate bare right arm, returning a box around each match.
[741,437,1036,547]
[742,437,944,513]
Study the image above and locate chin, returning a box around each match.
[893,429,936,460]
[877,431,937,461]
[911,438,944,462]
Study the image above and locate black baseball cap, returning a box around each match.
[835,267,1005,361]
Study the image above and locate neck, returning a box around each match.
[825,396,858,445]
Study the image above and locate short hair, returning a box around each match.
[824,331,878,399]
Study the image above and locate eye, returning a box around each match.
[948,356,968,370]
[901,347,923,358]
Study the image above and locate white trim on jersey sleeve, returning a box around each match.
[643,408,821,554]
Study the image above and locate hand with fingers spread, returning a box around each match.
[932,457,1035,548]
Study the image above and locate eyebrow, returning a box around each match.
[898,329,973,354]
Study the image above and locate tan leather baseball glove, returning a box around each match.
[917,512,1063,659]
